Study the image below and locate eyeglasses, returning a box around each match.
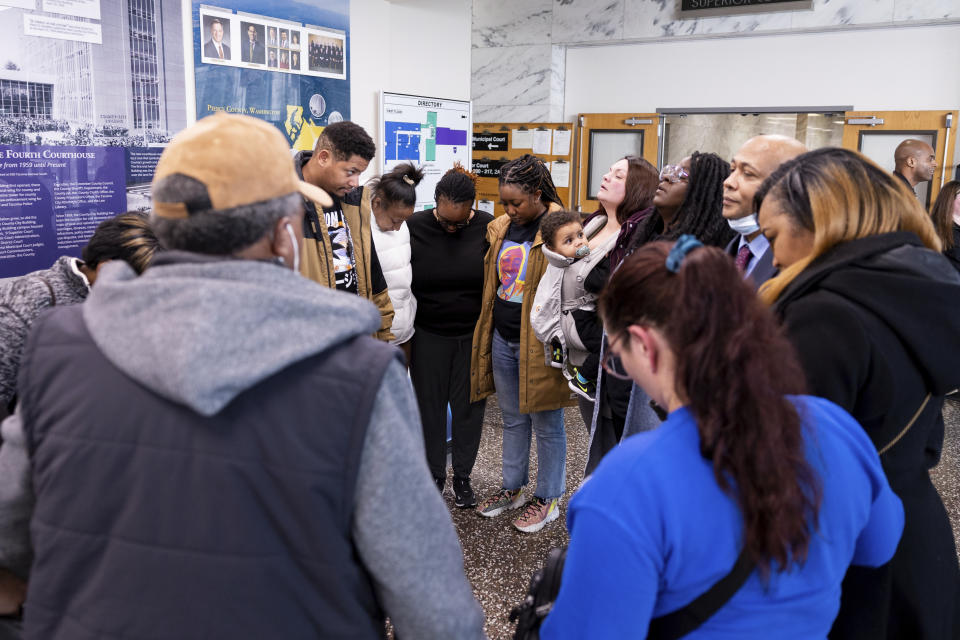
[601,333,632,380]
[659,164,689,184]
[434,209,471,230]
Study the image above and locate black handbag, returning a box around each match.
[510,546,754,640]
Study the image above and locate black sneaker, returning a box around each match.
[453,476,477,508]
[434,476,445,494]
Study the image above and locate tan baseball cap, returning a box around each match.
[152,112,332,219]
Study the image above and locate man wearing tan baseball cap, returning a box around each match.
[0,113,486,639]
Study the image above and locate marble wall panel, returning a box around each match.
[894,0,960,21]
[551,0,625,43]
[473,104,553,123]
[472,0,553,48]
[549,44,566,120]
[791,0,894,29]
[472,44,553,105]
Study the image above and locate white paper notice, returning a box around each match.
[24,13,102,43]
[550,161,570,188]
[512,129,532,150]
[532,129,552,155]
[0,0,37,9]
[42,0,100,20]
[477,199,495,215]
[553,129,571,156]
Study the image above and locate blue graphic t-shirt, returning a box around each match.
[493,216,542,342]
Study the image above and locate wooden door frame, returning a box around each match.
[842,110,958,204]
[573,113,659,212]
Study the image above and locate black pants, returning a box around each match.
[410,327,485,480]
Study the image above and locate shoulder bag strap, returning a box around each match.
[878,392,931,456]
[646,547,755,640]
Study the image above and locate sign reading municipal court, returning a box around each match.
[472,133,508,152]
[680,0,811,16]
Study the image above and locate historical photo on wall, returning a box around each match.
[239,21,266,64]
[200,13,232,62]
[307,32,345,78]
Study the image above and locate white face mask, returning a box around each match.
[284,222,300,272]
[727,213,760,236]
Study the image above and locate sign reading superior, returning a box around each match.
[681,0,811,14]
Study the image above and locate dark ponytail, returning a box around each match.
[369,162,424,207]
[598,241,821,579]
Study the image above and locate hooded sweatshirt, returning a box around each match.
[772,232,960,640]
[0,252,485,639]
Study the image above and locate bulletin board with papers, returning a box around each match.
[472,122,574,219]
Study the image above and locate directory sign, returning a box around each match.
[381,92,471,212]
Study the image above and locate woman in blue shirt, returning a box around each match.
[540,238,904,639]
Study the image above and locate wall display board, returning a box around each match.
[381,92,471,212]
[472,122,574,218]
[0,0,188,278]
[194,0,349,152]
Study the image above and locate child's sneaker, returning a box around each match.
[476,487,525,517]
[568,368,596,401]
[549,338,564,366]
[513,497,560,533]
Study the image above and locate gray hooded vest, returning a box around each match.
[19,304,398,639]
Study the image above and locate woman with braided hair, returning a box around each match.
[471,154,575,533]
[625,151,735,253]
[408,164,493,507]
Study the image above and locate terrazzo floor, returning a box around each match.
[442,396,960,640]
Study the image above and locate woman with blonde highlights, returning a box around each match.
[755,147,960,640]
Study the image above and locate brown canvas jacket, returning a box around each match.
[470,206,574,413]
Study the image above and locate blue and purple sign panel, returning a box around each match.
[192,0,350,153]
[0,146,126,278]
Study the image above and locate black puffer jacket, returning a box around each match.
[773,231,960,640]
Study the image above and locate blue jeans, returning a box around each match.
[492,330,566,500]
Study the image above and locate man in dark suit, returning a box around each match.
[241,24,265,64]
[722,135,807,290]
[203,19,231,60]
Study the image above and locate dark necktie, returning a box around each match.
[735,244,752,273]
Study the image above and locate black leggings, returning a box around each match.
[409,327,485,480]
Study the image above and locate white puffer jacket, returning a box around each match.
[370,212,416,345]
